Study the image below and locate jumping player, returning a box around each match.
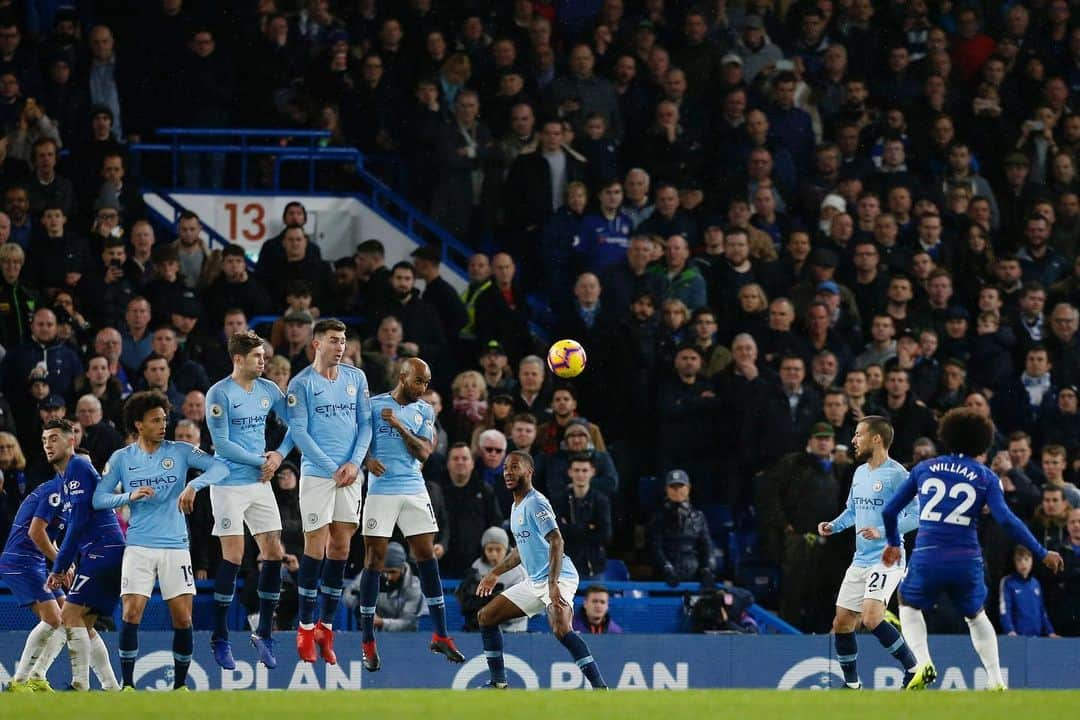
[356,357,464,671]
[882,407,1065,690]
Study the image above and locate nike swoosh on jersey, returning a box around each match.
[233,402,243,408]
[314,390,325,396]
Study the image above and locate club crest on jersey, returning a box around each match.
[366,518,378,530]
[347,384,357,396]
[161,457,175,470]
[260,397,271,409]
[48,492,61,507]
[414,412,423,425]
[873,480,883,492]
[210,404,224,417]
[221,519,232,529]
[287,393,298,407]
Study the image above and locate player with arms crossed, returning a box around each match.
[818,416,925,689]
[475,450,607,689]
[287,319,372,664]
[95,390,230,690]
[204,330,295,669]
[357,357,464,671]
[882,407,1065,690]
[44,420,126,691]
[1,474,69,691]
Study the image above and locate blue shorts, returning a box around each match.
[0,561,62,607]
[899,552,987,618]
[67,543,124,617]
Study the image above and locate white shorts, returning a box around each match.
[300,475,362,532]
[121,546,195,600]
[361,492,439,538]
[502,577,579,618]
[210,483,282,537]
[835,562,905,613]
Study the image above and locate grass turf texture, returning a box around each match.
[3,689,1079,720]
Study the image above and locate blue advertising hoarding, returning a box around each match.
[0,632,1076,690]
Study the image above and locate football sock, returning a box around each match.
[871,621,917,671]
[480,625,506,684]
[14,622,56,682]
[358,569,380,643]
[417,558,448,637]
[319,559,346,628]
[966,613,1005,688]
[256,560,282,639]
[66,626,91,691]
[212,560,241,641]
[559,631,606,688]
[297,554,321,629]
[173,627,193,689]
[89,631,119,690]
[119,621,139,688]
[834,631,859,684]
[31,626,67,679]
[899,605,932,666]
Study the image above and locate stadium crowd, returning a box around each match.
[0,0,1079,635]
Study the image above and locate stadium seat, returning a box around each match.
[603,559,630,581]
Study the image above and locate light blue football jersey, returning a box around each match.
[205,376,294,486]
[96,440,229,549]
[510,488,578,584]
[829,458,920,567]
[367,393,435,496]
[286,364,372,478]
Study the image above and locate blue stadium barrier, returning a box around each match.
[130,128,552,342]
[0,631,1074,689]
[0,579,798,635]
[603,559,630,582]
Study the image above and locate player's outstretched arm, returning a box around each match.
[186,444,230,491]
[824,484,857,536]
[882,472,918,547]
[985,475,1051,561]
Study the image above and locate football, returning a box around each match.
[546,339,587,378]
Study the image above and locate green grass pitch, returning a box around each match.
[4,689,1079,720]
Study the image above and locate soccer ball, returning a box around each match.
[546,339,587,378]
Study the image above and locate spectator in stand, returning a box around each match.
[71,354,124,429]
[149,325,210,395]
[650,234,706,311]
[0,431,28,545]
[999,545,1059,637]
[745,354,822,473]
[446,370,487,445]
[475,253,535,364]
[204,244,272,325]
[544,419,618,502]
[431,90,494,245]
[176,28,235,190]
[1042,445,1080,508]
[1047,303,1080,386]
[757,423,849,632]
[438,443,503,579]
[656,344,722,501]
[573,585,623,634]
[881,367,938,463]
[73,394,121,471]
[455,526,527,632]
[259,225,333,312]
[411,245,468,343]
[553,455,612,579]
[139,352,184,415]
[478,341,515,397]
[275,309,314,375]
[345,542,424,632]
[25,138,74,219]
[1041,385,1080,450]
[1,307,82,404]
[0,241,35,349]
[648,470,715,586]
[1043,507,1080,636]
[170,212,213,291]
[1030,486,1072,551]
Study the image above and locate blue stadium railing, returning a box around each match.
[129,128,551,341]
[0,578,800,635]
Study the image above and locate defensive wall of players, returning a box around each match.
[0,632,1073,690]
